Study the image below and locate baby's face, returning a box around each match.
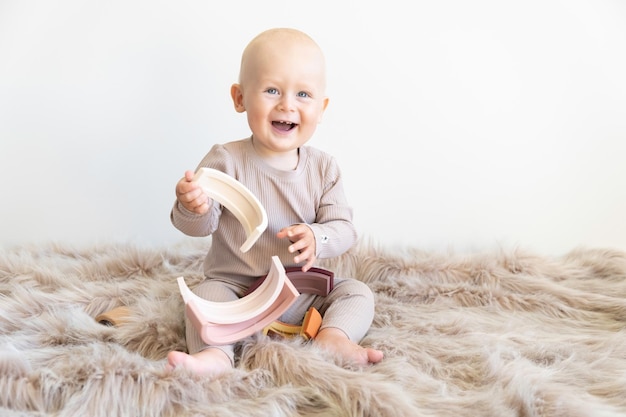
[234,36,328,158]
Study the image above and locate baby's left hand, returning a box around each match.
[277,224,317,272]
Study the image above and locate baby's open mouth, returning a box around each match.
[272,121,297,131]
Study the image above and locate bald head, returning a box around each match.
[238,28,327,91]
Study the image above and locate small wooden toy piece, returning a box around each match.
[263,306,323,340]
[192,167,268,253]
[178,256,300,345]
[246,267,334,297]
[95,306,132,327]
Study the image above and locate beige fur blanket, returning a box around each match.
[2,239,626,416]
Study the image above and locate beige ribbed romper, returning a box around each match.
[171,137,375,362]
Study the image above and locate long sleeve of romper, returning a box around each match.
[170,138,357,283]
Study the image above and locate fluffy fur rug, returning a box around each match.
[2,239,626,417]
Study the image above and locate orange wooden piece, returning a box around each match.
[264,307,322,340]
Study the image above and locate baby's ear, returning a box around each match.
[318,97,329,123]
[230,84,246,113]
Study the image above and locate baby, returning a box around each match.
[167,28,384,377]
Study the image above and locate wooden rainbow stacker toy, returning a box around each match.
[97,168,333,344]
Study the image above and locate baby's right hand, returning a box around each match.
[175,170,210,214]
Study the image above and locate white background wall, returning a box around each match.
[1,0,625,254]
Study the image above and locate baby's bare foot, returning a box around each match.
[315,328,384,365]
[166,348,232,378]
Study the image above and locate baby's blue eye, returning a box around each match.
[297,91,309,98]
[267,88,278,95]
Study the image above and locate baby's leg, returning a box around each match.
[167,280,242,377]
[311,279,384,365]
